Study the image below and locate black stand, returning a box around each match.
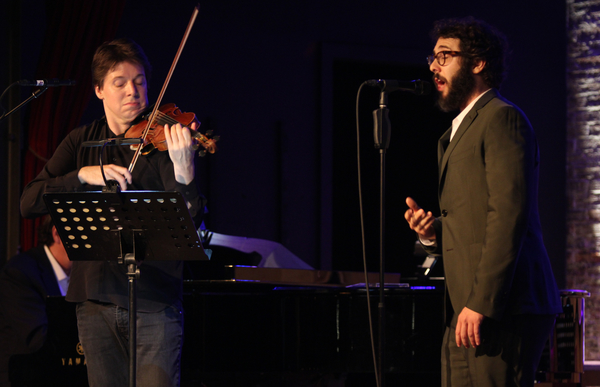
[44,191,208,387]
[372,90,391,387]
[0,85,48,122]
[125,249,139,387]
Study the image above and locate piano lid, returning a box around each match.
[185,265,404,288]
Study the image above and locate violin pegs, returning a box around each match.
[198,150,207,157]
[212,135,220,142]
[205,129,213,137]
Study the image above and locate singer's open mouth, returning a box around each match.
[434,76,446,91]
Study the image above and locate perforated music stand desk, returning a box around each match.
[43,190,207,387]
[43,190,208,262]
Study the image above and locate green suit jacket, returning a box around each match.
[426,89,562,322]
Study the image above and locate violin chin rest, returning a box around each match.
[140,143,157,156]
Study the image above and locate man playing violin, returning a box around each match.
[20,38,205,387]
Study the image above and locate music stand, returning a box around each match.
[44,190,208,387]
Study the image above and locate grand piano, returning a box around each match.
[8,236,446,387]
[180,258,445,387]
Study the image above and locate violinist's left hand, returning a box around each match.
[164,122,198,185]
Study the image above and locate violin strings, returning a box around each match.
[153,111,183,128]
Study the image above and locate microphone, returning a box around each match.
[18,79,76,87]
[366,79,431,95]
[82,138,143,147]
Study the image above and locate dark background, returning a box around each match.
[0,0,567,286]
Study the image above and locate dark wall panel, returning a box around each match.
[5,0,566,285]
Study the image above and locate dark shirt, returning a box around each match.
[20,117,205,312]
[0,245,61,385]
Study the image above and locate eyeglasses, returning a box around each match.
[427,51,463,66]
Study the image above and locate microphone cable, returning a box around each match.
[355,81,381,387]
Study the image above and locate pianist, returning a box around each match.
[0,215,70,386]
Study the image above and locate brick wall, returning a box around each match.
[567,0,600,360]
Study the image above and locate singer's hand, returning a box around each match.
[78,164,132,190]
[404,197,436,240]
[455,307,484,348]
[164,122,196,185]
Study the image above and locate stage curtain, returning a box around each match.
[20,0,125,251]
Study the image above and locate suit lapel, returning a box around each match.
[438,128,451,171]
[438,89,498,194]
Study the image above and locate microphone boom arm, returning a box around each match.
[0,83,48,122]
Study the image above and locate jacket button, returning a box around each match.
[441,209,448,217]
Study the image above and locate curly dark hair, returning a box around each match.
[92,37,152,89]
[430,17,509,89]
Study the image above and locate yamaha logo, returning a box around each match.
[76,342,84,356]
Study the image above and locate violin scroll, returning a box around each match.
[193,129,219,157]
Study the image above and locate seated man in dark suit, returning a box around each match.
[0,215,70,386]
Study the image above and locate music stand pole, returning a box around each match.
[125,249,139,387]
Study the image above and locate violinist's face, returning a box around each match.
[95,61,148,135]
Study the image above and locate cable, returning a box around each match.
[355,81,380,387]
[0,81,19,116]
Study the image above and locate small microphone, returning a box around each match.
[18,79,76,87]
[366,79,431,95]
[82,138,143,147]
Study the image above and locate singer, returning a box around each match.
[403,17,561,387]
[20,38,205,387]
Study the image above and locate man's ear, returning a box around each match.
[472,59,486,74]
[52,226,63,247]
[94,85,103,100]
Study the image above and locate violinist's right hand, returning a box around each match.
[78,164,133,190]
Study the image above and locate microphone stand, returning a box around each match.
[372,90,391,387]
[0,84,48,122]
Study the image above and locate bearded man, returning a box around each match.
[404,17,562,387]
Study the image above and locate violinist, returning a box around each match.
[20,38,205,387]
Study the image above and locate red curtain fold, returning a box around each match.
[20,0,125,251]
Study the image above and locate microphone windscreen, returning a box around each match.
[418,81,432,96]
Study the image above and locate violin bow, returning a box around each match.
[128,4,200,174]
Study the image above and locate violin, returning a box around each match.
[125,103,218,157]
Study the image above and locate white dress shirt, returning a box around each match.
[44,244,70,296]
